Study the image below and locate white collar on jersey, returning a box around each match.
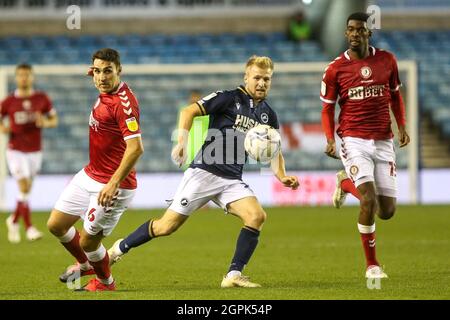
[14,89,35,98]
[344,46,376,60]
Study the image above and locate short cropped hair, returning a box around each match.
[92,48,121,69]
[347,12,371,25]
[16,63,32,72]
[246,55,274,71]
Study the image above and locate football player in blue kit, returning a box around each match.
[108,56,299,288]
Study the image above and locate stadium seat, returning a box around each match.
[1,30,446,172]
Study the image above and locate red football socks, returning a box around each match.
[341,178,361,200]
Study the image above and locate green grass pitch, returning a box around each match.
[0,205,449,300]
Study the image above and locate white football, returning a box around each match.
[244,124,281,163]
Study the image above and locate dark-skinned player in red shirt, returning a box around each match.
[320,12,410,279]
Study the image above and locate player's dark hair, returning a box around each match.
[347,12,370,25]
[16,63,32,71]
[92,48,121,69]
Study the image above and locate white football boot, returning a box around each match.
[26,226,43,241]
[332,170,349,209]
[108,239,125,266]
[221,274,261,288]
[365,265,388,279]
[6,216,21,243]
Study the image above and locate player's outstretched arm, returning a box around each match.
[172,103,203,167]
[271,151,299,190]
[98,137,144,207]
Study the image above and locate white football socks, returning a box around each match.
[226,270,242,278]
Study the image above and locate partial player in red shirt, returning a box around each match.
[320,13,410,279]
[0,63,58,243]
[47,49,144,292]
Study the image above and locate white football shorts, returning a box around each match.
[54,169,135,236]
[339,137,397,197]
[168,168,256,216]
[6,149,42,180]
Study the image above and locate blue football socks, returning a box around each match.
[228,226,260,272]
[119,220,153,253]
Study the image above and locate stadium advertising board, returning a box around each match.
[2,169,449,211]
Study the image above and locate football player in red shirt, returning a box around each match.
[0,63,58,243]
[47,48,144,291]
[320,12,410,279]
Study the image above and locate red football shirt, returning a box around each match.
[0,91,54,152]
[320,47,402,140]
[84,82,141,190]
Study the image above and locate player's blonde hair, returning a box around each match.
[245,55,274,71]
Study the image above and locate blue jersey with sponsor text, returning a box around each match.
[189,86,279,180]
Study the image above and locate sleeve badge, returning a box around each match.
[126,117,139,132]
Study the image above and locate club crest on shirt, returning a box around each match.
[126,117,139,132]
[360,66,372,79]
[261,113,269,124]
[22,100,31,110]
[350,165,359,176]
